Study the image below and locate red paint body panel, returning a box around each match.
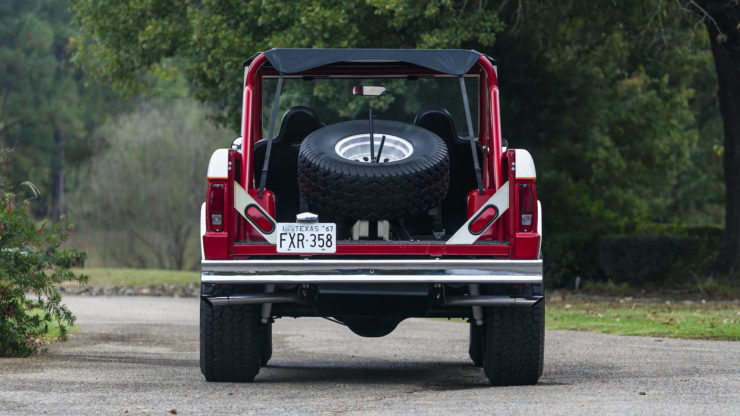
[203,234,230,259]
[512,233,540,259]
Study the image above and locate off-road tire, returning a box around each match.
[469,322,485,367]
[297,120,449,220]
[260,322,272,366]
[482,301,545,386]
[200,299,262,382]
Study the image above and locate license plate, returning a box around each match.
[276,223,336,253]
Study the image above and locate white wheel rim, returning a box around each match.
[334,134,414,163]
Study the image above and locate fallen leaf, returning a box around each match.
[169,409,178,415]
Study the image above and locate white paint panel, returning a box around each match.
[200,202,206,260]
[537,200,542,258]
[207,149,229,179]
[514,149,536,179]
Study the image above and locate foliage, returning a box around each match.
[0,193,87,357]
[70,0,504,128]
[599,234,702,283]
[0,0,127,217]
[70,99,231,270]
[69,1,729,280]
[686,225,724,271]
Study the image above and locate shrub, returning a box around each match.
[685,226,723,272]
[0,195,87,357]
[598,234,701,284]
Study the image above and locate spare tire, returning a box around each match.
[297,120,449,220]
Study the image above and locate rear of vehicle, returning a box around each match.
[200,49,543,385]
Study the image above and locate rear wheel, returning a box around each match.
[482,301,545,386]
[260,321,272,366]
[200,299,262,382]
[468,322,484,367]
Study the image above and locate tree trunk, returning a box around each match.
[701,2,740,274]
[51,129,65,219]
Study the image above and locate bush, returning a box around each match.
[598,234,701,284]
[685,226,723,272]
[0,195,87,357]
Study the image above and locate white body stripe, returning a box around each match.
[207,149,229,179]
[446,181,509,245]
[537,200,542,257]
[514,149,536,179]
[200,202,206,259]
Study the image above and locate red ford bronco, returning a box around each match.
[200,49,543,385]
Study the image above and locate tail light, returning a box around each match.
[468,205,499,235]
[245,204,275,234]
[208,183,225,232]
[518,183,534,232]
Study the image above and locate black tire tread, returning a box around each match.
[261,322,272,366]
[482,301,545,386]
[297,121,449,220]
[200,299,262,382]
[469,322,484,367]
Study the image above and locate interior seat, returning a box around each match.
[253,106,323,222]
[413,107,483,234]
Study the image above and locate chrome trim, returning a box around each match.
[444,295,543,307]
[207,294,299,306]
[201,259,542,284]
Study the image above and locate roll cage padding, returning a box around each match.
[414,107,483,233]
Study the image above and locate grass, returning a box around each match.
[546,301,740,341]
[26,309,77,342]
[71,267,199,286]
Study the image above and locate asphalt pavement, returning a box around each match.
[0,296,738,415]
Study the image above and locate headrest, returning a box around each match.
[413,107,458,141]
[273,106,323,144]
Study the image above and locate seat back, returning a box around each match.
[253,106,323,222]
[414,107,483,233]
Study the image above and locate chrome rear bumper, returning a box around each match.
[201,259,542,284]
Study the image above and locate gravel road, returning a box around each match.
[1,296,738,415]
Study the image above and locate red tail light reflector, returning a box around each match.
[208,183,225,232]
[245,204,275,234]
[468,205,499,235]
[519,183,534,232]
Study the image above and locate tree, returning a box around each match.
[0,147,86,357]
[70,0,724,280]
[70,99,231,270]
[0,0,125,219]
[690,1,740,273]
[70,0,504,130]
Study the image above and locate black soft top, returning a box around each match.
[246,48,491,76]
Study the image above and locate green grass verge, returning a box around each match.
[71,268,199,286]
[546,301,739,340]
[437,301,739,340]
